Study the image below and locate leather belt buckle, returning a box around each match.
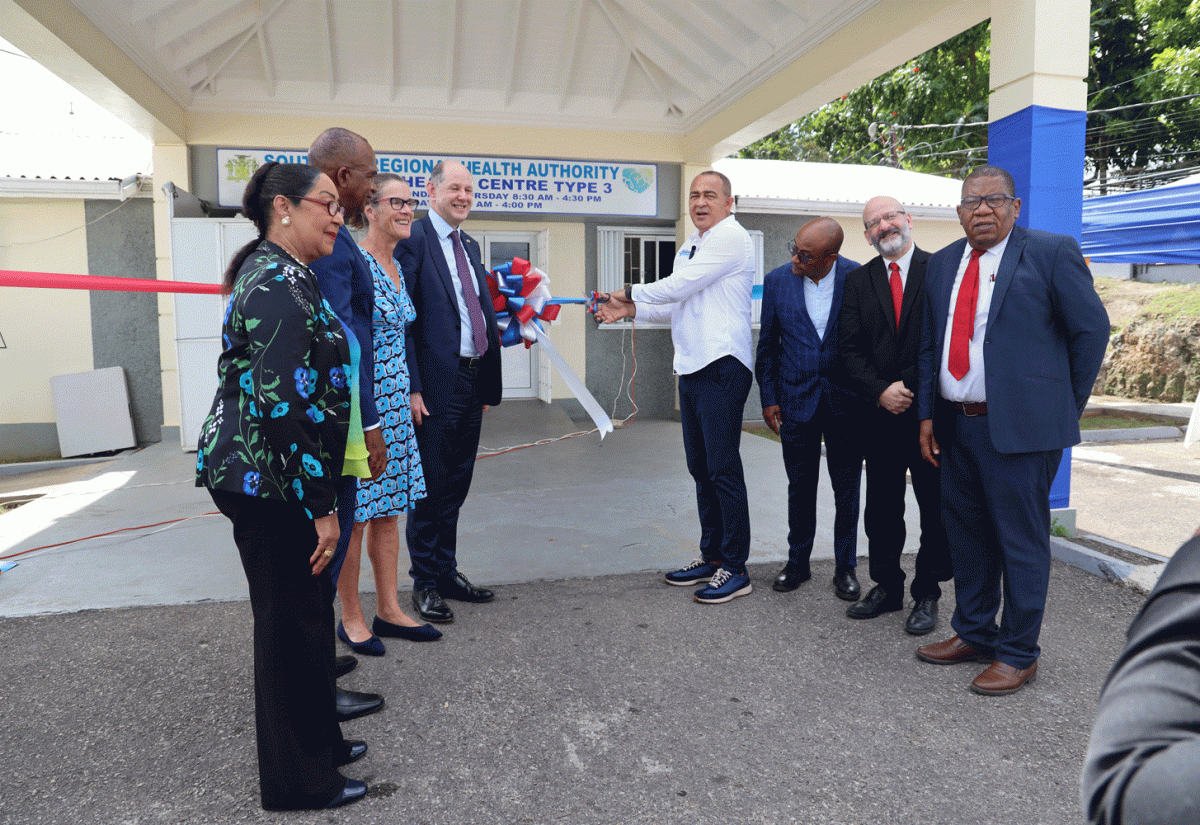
[955,401,988,417]
[459,355,481,370]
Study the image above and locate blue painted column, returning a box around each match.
[987,0,1090,511]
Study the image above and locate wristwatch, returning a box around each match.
[624,284,635,302]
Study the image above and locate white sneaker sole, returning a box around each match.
[664,575,713,586]
[693,582,753,604]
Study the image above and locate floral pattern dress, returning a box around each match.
[355,248,427,520]
[195,240,351,518]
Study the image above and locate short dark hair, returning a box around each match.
[694,169,733,200]
[963,165,1016,197]
[223,161,322,292]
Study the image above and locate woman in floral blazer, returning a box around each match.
[196,162,368,810]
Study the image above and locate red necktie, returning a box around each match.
[948,248,985,380]
[450,229,488,357]
[888,262,903,330]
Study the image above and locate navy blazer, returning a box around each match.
[310,226,379,429]
[839,247,931,405]
[396,216,502,414]
[917,225,1109,454]
[755,254,861,426]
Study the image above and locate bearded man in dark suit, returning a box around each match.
[838,197,951,636]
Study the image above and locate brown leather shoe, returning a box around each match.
[915,635,992,665]
[970,660,1038,696]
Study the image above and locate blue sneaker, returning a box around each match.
[664,559,719,586]
[693,568,753,604]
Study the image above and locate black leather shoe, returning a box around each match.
[846,585,903,619]
[832,567,861,601]
[324,779,367,809]
[772,563,811,592]
[334,740,368,767]
[437,570,495,603]
[334,655,357,679]
[335,688,384,722]
[905,596,939,636]
[413,588,454,623]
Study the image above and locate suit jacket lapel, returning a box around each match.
[870,258,897,335]
[424,216,458,306]
[989,225,1026,324]
[898,249,927,334]
[792,274,820,346]
[823,268,846,347]
[936,239,968,342]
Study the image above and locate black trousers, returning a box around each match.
[862,407,952,600]
[406,359,484,589]
[210,489,345,810]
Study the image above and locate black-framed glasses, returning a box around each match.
[865,209,906,231]
[297,196,345,217]
[960,194,1014,210]
[373,196,420,211]
[788,242,830,264]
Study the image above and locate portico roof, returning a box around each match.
[6,0,986,161]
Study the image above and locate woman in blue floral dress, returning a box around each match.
[336,173,439,652]
[196,162,368,810]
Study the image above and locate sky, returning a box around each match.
[0,37,152,180]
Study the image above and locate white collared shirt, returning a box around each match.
[938,232,1012,402]
[428,209,480,357]
[629,214,755,375]
[887,243,916,292]
[804,269,836,341]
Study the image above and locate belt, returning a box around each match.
[948,401,988,416]
[459,355,482,370]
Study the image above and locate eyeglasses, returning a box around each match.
[788,242,830,264]
[373,197,420,211]
[865,209,906,231]
[297,196,345,217]
[959,194,1015,210]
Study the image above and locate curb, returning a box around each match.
[1080,425,1184,443]
[1051,535,1167,595]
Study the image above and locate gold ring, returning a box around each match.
[323,549,334,557]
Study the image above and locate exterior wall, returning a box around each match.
[84,198,161,445]
[0,198,94,460]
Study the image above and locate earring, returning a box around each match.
[282,216,291,226]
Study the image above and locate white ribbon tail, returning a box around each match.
[532,325,614,440]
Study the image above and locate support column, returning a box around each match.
[153,141,190,439]
[988,0,1090,512]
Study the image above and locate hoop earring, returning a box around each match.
[282,216,291,226]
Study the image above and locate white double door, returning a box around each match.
[478,230,549,401]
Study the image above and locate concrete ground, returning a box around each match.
[0,397,1187,823]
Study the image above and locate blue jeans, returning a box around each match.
[678,356,753,576]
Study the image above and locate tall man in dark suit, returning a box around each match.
[916,166,1108,695]
[838,197,951,635]
[756,217,865,602]
[308,127,386,721]
[396,160,502,624]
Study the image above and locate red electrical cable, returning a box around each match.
[0,513,220,560]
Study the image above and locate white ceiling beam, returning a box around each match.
[653,0,751,66]
[129,0,187,25]
[595,0,706,102]
[610,51,633,114]
[502,0,526,107]
[445,0,461,105]
[388,0,400,99]
[611,0,744,71]
[256,28,276,98]
[152,0,244,50]
[706,0,783,49]
[168,6,257,71]
[319,0,335,98]
[193,0,288,95]
[555,0,585,110]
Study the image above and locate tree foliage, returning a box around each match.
[739,4,1200,189]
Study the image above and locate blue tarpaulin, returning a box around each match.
[1081,176,1200,264]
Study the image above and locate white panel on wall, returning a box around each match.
[51,366,137,457]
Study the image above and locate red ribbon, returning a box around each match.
[0,270,221,294]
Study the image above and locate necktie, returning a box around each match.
[888,262,903,330]
[948,248,985,380]
[450,229,488,357]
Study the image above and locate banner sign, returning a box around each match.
[218,149,657,217]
